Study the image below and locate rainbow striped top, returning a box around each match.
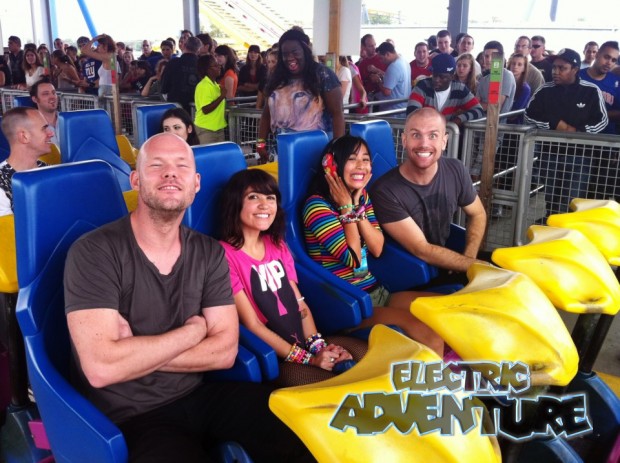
[302,191,380,291]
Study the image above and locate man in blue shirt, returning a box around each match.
[579,40,620,135]
[372,41,411,115]
[78,36,101,95]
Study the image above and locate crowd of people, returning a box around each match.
[1,24,620,461]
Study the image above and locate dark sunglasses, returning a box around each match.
[531,44,542,49]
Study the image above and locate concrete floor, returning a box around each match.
[561,311,620,378]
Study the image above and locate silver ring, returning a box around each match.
[330,357,335,363]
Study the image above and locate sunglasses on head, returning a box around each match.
[531,44,542,49]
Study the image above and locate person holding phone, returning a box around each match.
[302,135,445,356]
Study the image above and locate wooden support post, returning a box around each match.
[479,52,503,246]
[328,0,341,58]
[110,54,121,135]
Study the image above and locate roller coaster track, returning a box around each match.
[200,0,294,51]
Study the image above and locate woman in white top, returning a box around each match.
[21,48,46,90]
[337,56,352,111]
[80,34,118,97]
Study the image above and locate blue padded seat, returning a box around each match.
[13,96,37,108]
[183,142,279,381]
[14,160,129,462]
[349,119,397,185]
[278,130,368,334]
[182,142,248,236]
[58,109,132,191]
[135,103,177,147]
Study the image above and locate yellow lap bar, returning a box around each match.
[492,226,620,315]
[249,161,278,182]
[0,214,18,293]
[410,264,578,386]
[547,198,620,266]
[269,325,501,463]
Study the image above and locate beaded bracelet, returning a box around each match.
[305,333,327,355]
[339,211,368,223]
[285,344,313,364]
[337,204,354,211]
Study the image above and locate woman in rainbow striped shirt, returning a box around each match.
[302,135,445,356]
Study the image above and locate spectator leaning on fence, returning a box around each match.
[525,48,608,216]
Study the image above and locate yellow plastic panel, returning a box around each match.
[270,325,501,463]
[492,226,620,315]
[547,199,620,266]
[249,161,278,182]
[39,143,61,165]
[410,264,578,386]
[123,190,138,212]
[0,214,18,293]
[116,134,137,169]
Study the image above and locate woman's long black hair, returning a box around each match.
[307,135,369,210]
[265,28,321,99]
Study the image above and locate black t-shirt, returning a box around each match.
[64,215,234,423]
[8,50,25,85]
[531,59,553,83]
[160,53,199,113]
[370,158,477,246]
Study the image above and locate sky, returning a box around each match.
[1,0,617,52]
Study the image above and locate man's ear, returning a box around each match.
[130,170,140,191]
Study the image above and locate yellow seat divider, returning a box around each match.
[248,161,278,182]
[0,214,18,293]
[39,143,61,165]
[410,264,578,386]
[122,190,138,212]
[492,226,620,316]
[269,325,501,463]
[547,198,620,266]
[116,134,138,170]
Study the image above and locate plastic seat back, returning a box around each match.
[13,160,129,462]
[135,103,177,147]
[58,109,131,191]
[349,120,397,186]
[13,96,37,108]
[182,142,247,236]
[278,130,368,334]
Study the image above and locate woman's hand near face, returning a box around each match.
[325,171,352,210]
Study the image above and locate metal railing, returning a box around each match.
[5,86,619,254]
[461,116,535,250]
[517,129,620,245]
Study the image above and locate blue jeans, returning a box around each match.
[539,152,591,215]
